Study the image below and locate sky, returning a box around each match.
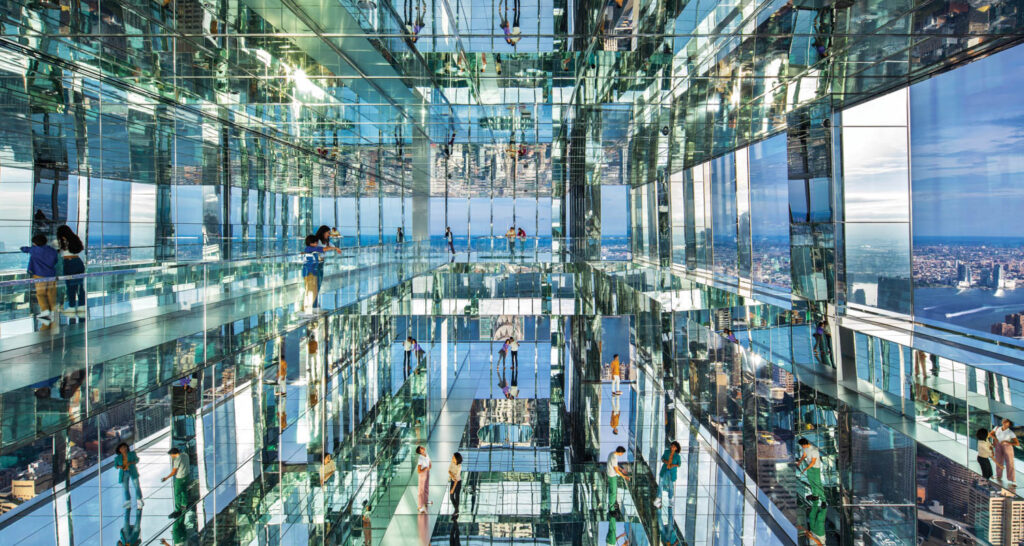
[910,43,1024,238]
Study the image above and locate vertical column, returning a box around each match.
[411,130,431,241]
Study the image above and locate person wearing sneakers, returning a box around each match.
[21,234,58,322]
[610,354,622,395]
[116,443,144,509]
[416,445,431,513]
[990,418,1019,484]
[161,447,190,518]
[607,446,629,510]
[508,337,520,367]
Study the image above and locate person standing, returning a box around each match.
[116,443,144,509]
[301,235,324,315]
[403,336,414,379]
[445,227,455,255]
[361,501,373,546]
[448,452,463,518]
[161,447,190,518]
[796,438,824,502]
[416,445,431,513]
[56,225,86,317]
[21,234,58,321]
[990,419,1019,484]
[497,338,509,369]
[654,441,681,508]
[412,338,425,372]
[977,428,994,480]
[314,226,342,309]
[610,354,622,395]
[607,446,629,510]
[505,226,516,254]
[508,337,519,368]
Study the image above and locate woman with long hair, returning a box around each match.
[115,442,144,509]
[313,226,342,309]
[56,225,86,317]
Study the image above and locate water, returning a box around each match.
[915,286,1024,335]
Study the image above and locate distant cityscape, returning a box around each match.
[913,241,1024,290]
[913,240,1024,339]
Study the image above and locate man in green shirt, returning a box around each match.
[162,447,191,518]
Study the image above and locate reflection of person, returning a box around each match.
[605,514,629,545]
[914,350,928,377]
[976,428,994,480]
[657,497,680,545]
[362,501,372,545]
[607,446,629,510]
[404,336,414,378]
[416,445,431,513]
[302,235,325,315]
[116,443,144,509]
[56,225,87,317]
[990,419,1019,484]
[805,501,827,545]
[509,337,519,367]
[505,226,516,253]
[448,452,463,518]
[722,328,738,344]
[497,338,509,368]
[413,338,425,371]
[397,227,404,245]
[610,392,621,435]
[654,441,681,508]
[320,453,336,485]
[119,505,142,546]
[445,227,455,255]
[314,226,342,308]
[610,354,622,395]
[796,439,825,501]
[161,447,190,518]
[21,234,58,321]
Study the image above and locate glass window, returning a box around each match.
[748,135,791,290]
[911,43,1024,341]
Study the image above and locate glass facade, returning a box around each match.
[0,0,1022,544]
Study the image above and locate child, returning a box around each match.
[21,234,58,320]
[977,428,994,480]
[301,235,324,315]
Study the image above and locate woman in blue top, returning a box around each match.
[115,442,144,509]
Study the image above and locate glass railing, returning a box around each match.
[0,242,449,447]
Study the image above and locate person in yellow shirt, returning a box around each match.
[610,354,622,395]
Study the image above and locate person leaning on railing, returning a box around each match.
[21,233,58,323]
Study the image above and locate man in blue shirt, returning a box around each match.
[302,235,325,315]
[654,441,681,508]
[21,234,58,320]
